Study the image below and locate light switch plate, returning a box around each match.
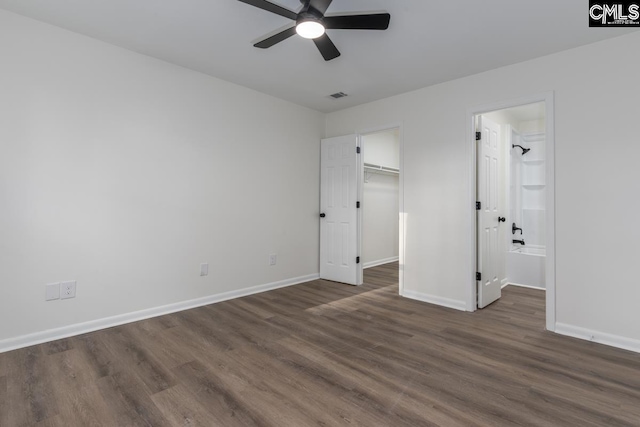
[45,282,60,301]
[200,263,209,276]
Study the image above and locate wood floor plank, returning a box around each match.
[356,341,608,426]
[150,383,230,426]
[202,301,289,347]
[160,323,228,363]
[213,341,392,427]
[276,336,478,427]
[123,322,196,370]
[226,298,276,320]
[42,338,73,356]
[265,311,355,353]
[333,342,541,426]
[33,414,65,427]
[70,332,120,380]
[172,360,271,427]
[5,346,59,426]
[2,263,640,426]
[96,371,170,427]
[0,374,7,426]
[99,327,176,395]
[46,349,116,427]
[173,307,243,352]
[0,352,6,377]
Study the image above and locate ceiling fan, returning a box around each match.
[237,0,391,61]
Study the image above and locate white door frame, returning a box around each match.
[467,93,556,332]
[357,123,405,295]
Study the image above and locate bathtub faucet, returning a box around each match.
[513,239,525,245]
[512,223,523,235]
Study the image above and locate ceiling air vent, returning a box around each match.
[329,92,348,99]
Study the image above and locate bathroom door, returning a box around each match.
[477,116,505,308]
[319,135,362,285]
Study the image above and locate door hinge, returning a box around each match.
[476,272,481,281]
[356,201,360,208]
[476,201,481,210]
[356,146,361,154]
[476,131,481,141]
[356,256,360,264]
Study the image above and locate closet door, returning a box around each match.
[319,135,361,285]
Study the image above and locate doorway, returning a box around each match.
[469,93,556,331]
[360,128,400,275]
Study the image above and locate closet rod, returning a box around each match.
[364,163,399,175]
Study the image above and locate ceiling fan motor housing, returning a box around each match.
[297,10,324,26]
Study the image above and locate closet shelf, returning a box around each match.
[364,163,399,176]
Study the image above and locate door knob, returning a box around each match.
[320,213,326,218]
[498,217,506,223]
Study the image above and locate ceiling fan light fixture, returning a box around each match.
[240,0,391,61]
[296,20,325,39]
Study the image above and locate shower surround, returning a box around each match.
[509,130,546,288]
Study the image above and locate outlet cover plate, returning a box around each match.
[269,254,277,266]
[60,281,76,300]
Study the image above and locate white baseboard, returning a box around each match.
[504,282,546,290]
[401,289,466,312]
[0,273,320,354]
[363,256,399,269]
[555,322,640,354]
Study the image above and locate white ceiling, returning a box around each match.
[0,0,636,112]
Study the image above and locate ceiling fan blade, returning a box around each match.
[308,0,333,15]
[313,34,341,61]
[237,0,298,20]
[254,26,298,48]
[324,13,391,30]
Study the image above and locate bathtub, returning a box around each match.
[506,246,546,289]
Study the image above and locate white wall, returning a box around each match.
[362,130,399,266]
[327,32,640,349]
[0,10,324,349]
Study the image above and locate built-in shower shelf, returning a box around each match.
[522,183,545,187]
[523,159,544,164]
[522,208,545,211]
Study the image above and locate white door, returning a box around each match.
[320,135,361,285]
[477,116,505,308]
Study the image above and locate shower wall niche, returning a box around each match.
[511,131,546,250]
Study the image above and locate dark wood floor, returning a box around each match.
[1,262,640,426]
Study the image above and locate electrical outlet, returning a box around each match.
[269,254,277,266]
[60,281,76,300]
[200,263,209,276]
[45,282,60,301]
